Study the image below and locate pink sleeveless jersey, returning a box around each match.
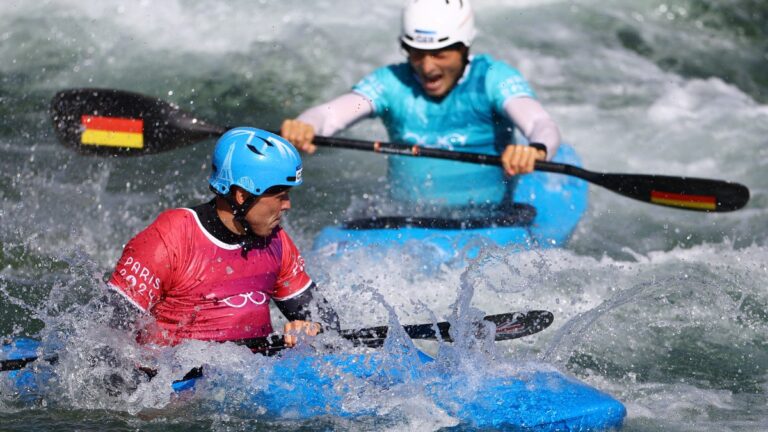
[108,208,312,345]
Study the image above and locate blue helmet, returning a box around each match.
[209,127,303,196]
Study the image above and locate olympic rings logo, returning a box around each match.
[221,291,268,308]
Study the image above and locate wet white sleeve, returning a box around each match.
[296,92,374,136]
[502,97,561,160]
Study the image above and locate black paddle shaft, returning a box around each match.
[157,311,554,382]
[235,310,553,352]
[49,88,750,212]
[329,310,554,349]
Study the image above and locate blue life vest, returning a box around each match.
[353,54,536,207]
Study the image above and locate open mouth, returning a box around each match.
[422,74,443,93]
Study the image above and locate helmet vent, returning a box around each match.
[246,143,264,155]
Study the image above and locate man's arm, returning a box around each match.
[99,284,149,330]
[274,282,341,332]
[281,92,373,153]
[500,96,562,175]
[504,96,561,158]
[104,215,172,332]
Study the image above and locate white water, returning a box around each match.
[1,0,767,430]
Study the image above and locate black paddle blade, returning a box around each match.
[340,311,554,347]
[485,310,554,341]
[50,88,226,156]
[0,356,38,372]
[535,161,750,213]
[0,355,59,372]
[593,173,750,212]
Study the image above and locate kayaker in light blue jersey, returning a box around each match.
[281,0,562,209]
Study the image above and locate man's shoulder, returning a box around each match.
[354,61,415,107]
[154,207,195,224]
[475,53,535,102]
[471,53,515,72]
[144,207,197,235]
[473,53,496,63]
[273,226,292,246]
[273,226,305,254]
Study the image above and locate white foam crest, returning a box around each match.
[359,241,767,375]
[641,241,766,268]
[310,240,767,342]
[7,0,402,55]
[590,374,753,430]
[648,77,768,124]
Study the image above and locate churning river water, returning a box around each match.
[1,0,767,430]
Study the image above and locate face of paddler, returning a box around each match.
[406,44,468,98]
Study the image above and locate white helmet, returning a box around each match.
[400,0,476,50]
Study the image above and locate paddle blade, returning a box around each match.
[50,88,226,156]
[486,310,554,341]
[1,356,38,372]
[593,173,750,212]
[339,311,554,347]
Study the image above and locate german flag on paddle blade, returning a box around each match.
[650,190,717,211]
[80,115,144,149]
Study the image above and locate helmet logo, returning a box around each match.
[295,167,303,182]
[212,142,237,193]
[413,28,437,44]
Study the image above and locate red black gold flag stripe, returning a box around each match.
[650,190,716,211]
[80,115,144,149]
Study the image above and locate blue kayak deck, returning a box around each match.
[3,337,625,430]
[312,144,588,261]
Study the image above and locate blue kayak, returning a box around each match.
[2,337,625,430]
[312,144,588,263]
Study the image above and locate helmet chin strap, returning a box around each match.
[226,193,259,253]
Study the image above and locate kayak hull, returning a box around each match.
[312,144,588,262]
[2,338,625,430]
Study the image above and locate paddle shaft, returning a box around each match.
[183,310,550,353]
[50,88,749,211]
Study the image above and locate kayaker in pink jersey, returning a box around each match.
[106,127,339,348]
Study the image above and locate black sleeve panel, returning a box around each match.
[274,282,341,332]
[102,286,144,330]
